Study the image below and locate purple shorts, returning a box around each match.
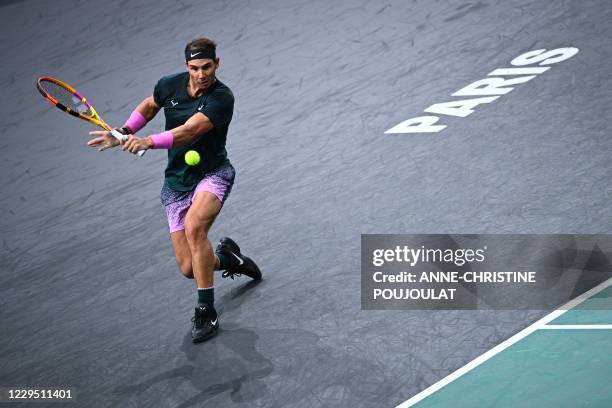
[161,163,235,233]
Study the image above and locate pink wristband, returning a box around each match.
[150,130,174,149]
[124,111,147,134]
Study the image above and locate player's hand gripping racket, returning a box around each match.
[36,76,146,156]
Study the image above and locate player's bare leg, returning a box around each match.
[171,227,262,282]
[184,191,222,343]
[184,191,221,287]
[167,180,261,344]
[170,231,220,279]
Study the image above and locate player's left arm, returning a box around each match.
[167,112,214,147]
[122,90,233,154]
[121,112,213,153]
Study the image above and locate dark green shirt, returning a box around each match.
[153,72,234,191]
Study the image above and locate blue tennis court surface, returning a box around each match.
[398,280,612,407]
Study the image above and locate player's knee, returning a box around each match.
[180,266,194,279]
[177,260,194,279]
[184,220,209,244]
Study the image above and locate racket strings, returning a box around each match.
[40,80,94,116]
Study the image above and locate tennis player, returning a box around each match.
[87,37,261,343]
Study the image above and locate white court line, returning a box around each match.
[541,324,612,329]
[395,277,612,408]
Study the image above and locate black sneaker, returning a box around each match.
[216,237,262,281]
[191,304,219,343]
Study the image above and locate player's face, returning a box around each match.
[186,58,219,91]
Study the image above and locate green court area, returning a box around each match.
[399,282,612,408]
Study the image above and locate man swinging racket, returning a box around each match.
[88,37,261,343]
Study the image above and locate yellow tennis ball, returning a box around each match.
[185,150,201,166]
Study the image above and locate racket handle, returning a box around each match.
[110,129,146,157]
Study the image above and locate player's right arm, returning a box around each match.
[87,96,160,151]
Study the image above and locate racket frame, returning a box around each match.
[37,76,145,156]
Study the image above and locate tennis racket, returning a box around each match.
[36,76,146,156]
